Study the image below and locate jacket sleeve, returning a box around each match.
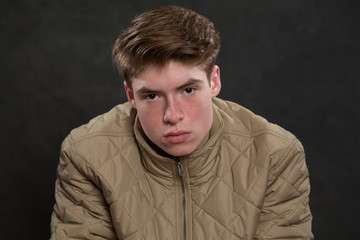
[50,137,117,240]
[256,139,314,239]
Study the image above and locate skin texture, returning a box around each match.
[125,60,221,157]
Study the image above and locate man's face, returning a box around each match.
[125,60,221,157]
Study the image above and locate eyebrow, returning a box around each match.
[135,78,204,95]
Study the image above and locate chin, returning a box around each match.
[164,146,195,157]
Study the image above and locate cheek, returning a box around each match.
[136,103,164,129]
[187,97,213,122]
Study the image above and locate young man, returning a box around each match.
[50,6,313,240]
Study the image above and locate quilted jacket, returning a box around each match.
[50,98,313,239]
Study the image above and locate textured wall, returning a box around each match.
[1,0,359,239]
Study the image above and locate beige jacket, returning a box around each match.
[50,98,313,239]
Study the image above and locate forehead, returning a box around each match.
[131,61,208,89]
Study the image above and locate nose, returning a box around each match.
[163,98,184,125]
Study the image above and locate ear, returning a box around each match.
[124,81,136,108]
[210,65,221,97]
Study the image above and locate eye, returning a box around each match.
[145,94,159,100]
[183,88,195,95]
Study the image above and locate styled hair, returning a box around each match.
[112,5,220,86]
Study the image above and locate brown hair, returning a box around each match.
[112,6,220,86]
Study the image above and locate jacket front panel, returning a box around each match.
[50,99,313,240]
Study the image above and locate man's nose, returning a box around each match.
[163,98,184,125]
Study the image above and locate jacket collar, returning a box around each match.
[134,103,224,187]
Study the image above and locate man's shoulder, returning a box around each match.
[67,102,136,143]
[61,102,138,162]
[214,98,300,154]
[59,102,140,186]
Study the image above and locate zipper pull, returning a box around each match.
[176,161,184,177]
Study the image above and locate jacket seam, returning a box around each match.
[268,139,305,196]
[67,134,118,200]
[258,141,309,237]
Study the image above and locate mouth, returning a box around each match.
[164,131,191,144]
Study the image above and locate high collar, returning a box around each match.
[134,103,224,187]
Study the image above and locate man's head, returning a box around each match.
[112,5,220,87]
[112,6,222,157]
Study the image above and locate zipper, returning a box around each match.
[176,160,186,240]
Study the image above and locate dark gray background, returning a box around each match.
[1,0,359,239]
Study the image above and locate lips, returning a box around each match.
[164,131,191,143]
